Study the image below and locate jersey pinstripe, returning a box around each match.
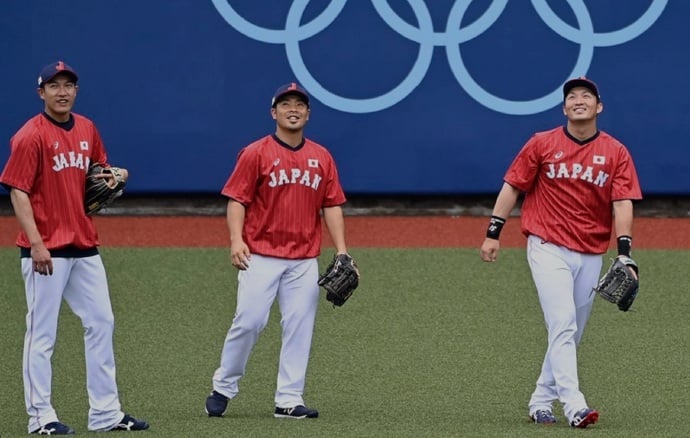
[222,134,346,259]
[505,126,642,254]
[0,113,107,249]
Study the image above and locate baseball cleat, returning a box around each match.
[274,405,319,419]
[570,408,599,428]
[530,409,556,424]
[31,421,75,435]
[205,390,229,417]
[110,413,150,431]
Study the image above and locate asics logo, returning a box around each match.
[212,0,668,115]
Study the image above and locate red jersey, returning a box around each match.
[504,126,642,254]
[222,134,346,259]
[0,113,108,250]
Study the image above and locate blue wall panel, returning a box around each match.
[0,0,685,194]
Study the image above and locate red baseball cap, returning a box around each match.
[271,82,309,107]
[563,76,600,101]
[38,60,78,87]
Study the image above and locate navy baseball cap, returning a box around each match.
[38,61,78,87]
[563,76,600,101]
[271,82,309,107]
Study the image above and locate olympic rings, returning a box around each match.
[211,0,668,115]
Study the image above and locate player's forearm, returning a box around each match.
[492,182,520,219]
[226,200,246,243]
[323,205,347,254]
[483,183,520,241]
[10,188,43,246]
[613,199,634,256]
[613,199,634,237]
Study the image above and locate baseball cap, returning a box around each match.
[271,82,309,107]
[563,76,600,101]
[38,60,78,87]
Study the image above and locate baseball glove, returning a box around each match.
[85,163,127,215]
[318,253,360,307]
[593,256,639,312]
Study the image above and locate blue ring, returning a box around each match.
[211,0,669,115]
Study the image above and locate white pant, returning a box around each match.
[526,235,602,421]
[212,255,320,408]
[21,255,123,432]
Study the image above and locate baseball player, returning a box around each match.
[0,61,149,434]
[479,77,642,428]
[205,82,352,419]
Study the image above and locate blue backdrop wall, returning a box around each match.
[1,0,686,195]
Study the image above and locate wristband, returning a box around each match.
[486,215,506,240]
[617,235,632,257]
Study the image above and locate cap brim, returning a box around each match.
[563,79,598,99]
[272,91,309,107]
[41,70,79,86]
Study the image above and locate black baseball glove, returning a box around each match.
[318,253,360,307]
[85,163,127,215]
[593,256,639,311]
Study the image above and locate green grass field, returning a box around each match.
[1,247,688,437]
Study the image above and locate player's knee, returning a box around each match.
[83,312,115,334]
[232,315,269,335]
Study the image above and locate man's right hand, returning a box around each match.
[31,242,53,275]
[480,238,500,262]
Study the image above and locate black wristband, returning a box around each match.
[486,215,506,240]
[617,235,632,257]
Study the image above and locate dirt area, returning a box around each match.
[1,215,688,249]
[1,194,689,217]
[1,195,689,248]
